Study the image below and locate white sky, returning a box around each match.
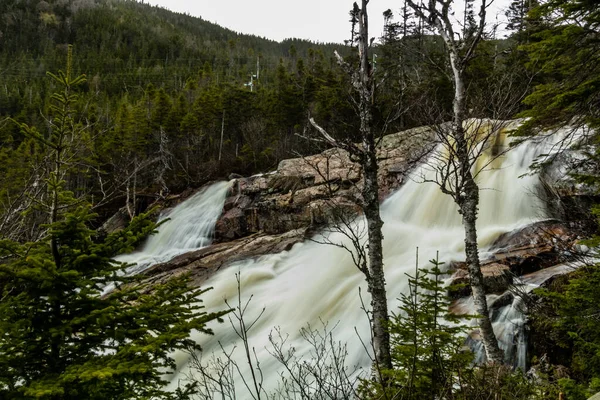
[142,0,513,44]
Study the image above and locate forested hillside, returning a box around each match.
[0,0,360,238]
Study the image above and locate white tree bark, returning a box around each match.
[405,0,504,363]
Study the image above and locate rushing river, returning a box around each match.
[119,120,581,398]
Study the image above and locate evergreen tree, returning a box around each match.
[361,256,472,399]
[390,260,471,396]
[505,0,540,41]
[519,0,600,134]
[0,53,227,399]
[0,208,227,399]
[534,264,600,396]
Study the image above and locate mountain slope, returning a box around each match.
[0,0,346,96]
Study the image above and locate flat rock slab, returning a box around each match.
[141,228,307,288]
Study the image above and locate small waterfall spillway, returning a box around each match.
[116,181,232,275]
[115,122,579,396]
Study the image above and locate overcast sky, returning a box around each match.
[142,0,514,44]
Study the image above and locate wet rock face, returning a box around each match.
[489,220,578,276]
[100,206,130,235]
[450,263,514,298]
[488,292,515,321]
[449,220,579,298]
[540,147,600,232]
[215,177,362,241]
[490,220,572,250]
[142,229,308,288]
[215,126,436,241]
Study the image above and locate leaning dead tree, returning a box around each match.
[308,0,393,374]
[404,0,505,363]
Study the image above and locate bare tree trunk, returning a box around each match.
[460,184,504,363]
[125,158,139,220]
[357,0,392,373]
[219,109,225,162]
[133,158,137,217]
[406,0,504,363]
[363,151,392,371]
[50,148,62,270]
[450,50,504,366]
[308,0,393,375]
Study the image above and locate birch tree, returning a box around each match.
[309,0,393,374]
[404,0,505,363]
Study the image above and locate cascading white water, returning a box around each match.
[456,262,586,370]
[159,121,580,397]
[116,181,231,275]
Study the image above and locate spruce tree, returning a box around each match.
[0,48,227,399]
[519,0,600,134]
[505,0,540,40]
[360,255,473,399]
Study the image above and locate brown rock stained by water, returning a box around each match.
[214,125,435,241]
[449,220,578,298]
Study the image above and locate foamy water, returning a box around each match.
[116,121,582,398]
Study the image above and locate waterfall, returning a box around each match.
[458,262,584,370]
[116,181,231,276]
[149,122,579,397]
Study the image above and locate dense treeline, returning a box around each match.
[0,0,363,239]
[0,0,526,241]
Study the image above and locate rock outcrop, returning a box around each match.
[449,220,579,298]
[104,122,589,306]
[539,141,600,232]
[215,125,436,241]
[450,263,514,297]
[141,228,307,288]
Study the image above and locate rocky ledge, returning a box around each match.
[134,125,436,290]
[449,220,580,298]
[214,125,436,241]
[141,228,307,288]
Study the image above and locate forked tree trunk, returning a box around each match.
[404,0,504,364]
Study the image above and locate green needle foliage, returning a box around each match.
[0,49,228,399]
[361,254,473,399]
[0,209,227,399]
[362,255,536,400]
[386,257,473,399]
[532,264,600,399]
[518,0,600,135]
